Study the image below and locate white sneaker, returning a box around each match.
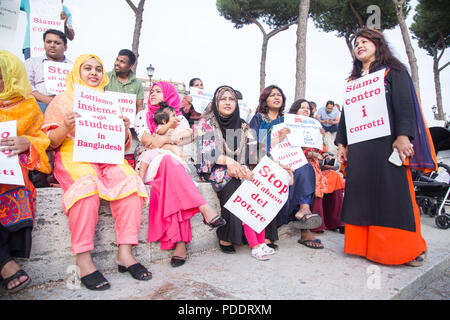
[251,246,270,261]
[261,243,275,255]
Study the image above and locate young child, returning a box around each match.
[244,164,294,261]
[139,103,192,183]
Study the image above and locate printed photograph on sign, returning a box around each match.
[224,156,290,233]
[0,120,25,186]
[72,85,126,164]
[343,68,391,145]
[190,86,213,113]
[283,114,323,150]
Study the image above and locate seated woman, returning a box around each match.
[134,81,225,268]
[42,54,151,291]
[249,85,323,249]
[289,99,345,236]
[0,50,51,293]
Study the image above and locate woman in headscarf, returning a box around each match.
[42,54,150,291]
[0,50,50,293]
[249,85,322,250]
[336,28,437,266]
[194,85,262,254]
[134,81,225,268]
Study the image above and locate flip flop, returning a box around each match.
[1,269,31,293]
[293,213,323,229]
[298,238,324,249]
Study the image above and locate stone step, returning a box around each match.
[20,182,222,287]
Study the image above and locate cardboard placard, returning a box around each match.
[44,60,72,95]
[0,120,25,186]
[0,0,20,45]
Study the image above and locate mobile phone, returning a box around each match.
[388,149,403,167]
[325,158,336,167]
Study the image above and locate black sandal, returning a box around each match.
[118,263,152,280]
[1,269,31,293]
[203,215,227,230]
[80,270,111,291]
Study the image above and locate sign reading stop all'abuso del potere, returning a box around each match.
[44,60,73,95]
[343,68,391,145]
[72,84,125,165]
[0,120,25,186]
[224,156,290,233]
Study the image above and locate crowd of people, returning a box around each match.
[0,23,438,294]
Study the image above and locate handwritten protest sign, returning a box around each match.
[44,60,72,95]
[29,0,63,58]
[0,0,20,46]
[224,156,290,233]
[72,85,125,164]
[270,123,308,171]
[343,68,391,145]
[0,120,25,186]
[190,87,213,113]
[283,114,323,150]
[109,92,137,128]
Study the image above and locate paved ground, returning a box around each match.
[1,214,448,301]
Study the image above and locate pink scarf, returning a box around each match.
[146,81,181,134]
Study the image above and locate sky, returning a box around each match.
[3,0,449,125]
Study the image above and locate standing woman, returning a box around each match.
[250,85,322,249]
[0,51,51,293]
[336,28,437,266]
[43,54,151,291]
[134,81,225,268]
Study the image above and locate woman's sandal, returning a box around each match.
[298,238,324,249]
[294,212,323,229]
[203,215,227,230]
[405,251,427,267]
[80,270,111,291]
[261,243,275,255]
[1,269,31,293]
[118,263,152,280]
[251,246,270,261]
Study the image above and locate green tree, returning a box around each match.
[217,0,299,92]
[410,0,450,121]
[309,0,399,57]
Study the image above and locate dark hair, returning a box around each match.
[234,90,243,100]
[256,85,286,116]
[189,78,202,87]
[118,49,136,66]
[309,101,317,109]
[326,100,334,107]
[351,28,406,79]
[289,99,312,116]
[43,29,67,45]
[154,102,175,125]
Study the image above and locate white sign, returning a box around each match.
[343,68,391,145]
[29,0,63,58]
[239,100,251,121]
[72,85,125,164]
[224,156,290,233]
[270,124,308,171]
[190,87,213,113]
[0,0,20,45]
[109,92,137,128]
[283,114,323,150]
[0,120,25,186]
[44,60,72,95]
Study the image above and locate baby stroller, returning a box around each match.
[413,126,450,229]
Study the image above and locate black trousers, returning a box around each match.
[0,225,32,272]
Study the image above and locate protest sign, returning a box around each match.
[270,123,308,171]
[343,68,391,145]
[283,114,323,150]
[44,60,72,95]
[224,156,290,233]
[190,87,213,113]
[0,0,20,45]
[0,120,25,186]
[238,100,251,121]
[109,92,137,128]
[72,85,125,164]
[29,0,63,58]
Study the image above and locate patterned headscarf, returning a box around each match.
[0,50,33,101]
[146,81,181,134]
[64,54,109,98]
